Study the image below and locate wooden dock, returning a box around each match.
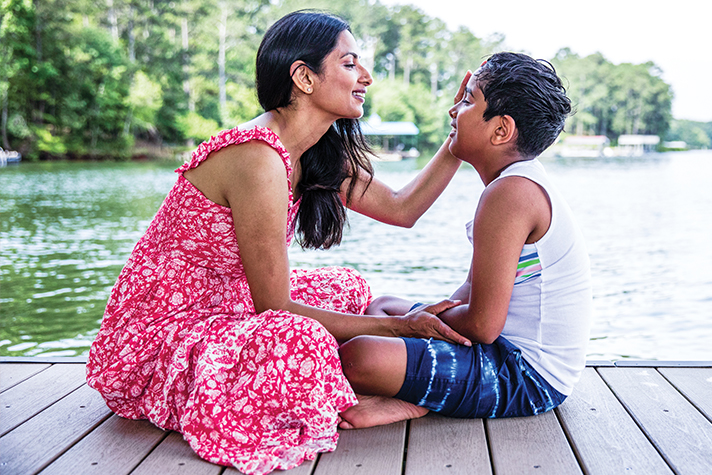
[1,357,711,474]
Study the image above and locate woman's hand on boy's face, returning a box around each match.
[454,70,473,105]
[401,300,471,347]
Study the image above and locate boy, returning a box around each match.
[339,52,592,428]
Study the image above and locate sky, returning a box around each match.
[379,0,712,122]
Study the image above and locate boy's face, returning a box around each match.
[448,75,496,162]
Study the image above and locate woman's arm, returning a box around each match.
[213,142,470,345]
[436,176,550,344]
[344,72,472,227]
[345,139,461,227]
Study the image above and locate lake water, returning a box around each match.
[1,151,711,360]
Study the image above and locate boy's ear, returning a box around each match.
[290,61,315,94]
[491,115,517,146]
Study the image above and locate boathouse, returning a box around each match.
[360,114,420,161]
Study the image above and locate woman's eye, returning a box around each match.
[345,63,356,69]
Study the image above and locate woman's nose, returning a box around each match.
[449,105,458,119]
[360,65,373,86]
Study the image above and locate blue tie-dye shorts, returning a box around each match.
[394,336,566,418]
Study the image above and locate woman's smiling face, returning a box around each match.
[309,30,373,120]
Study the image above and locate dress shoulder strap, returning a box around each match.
[175,126,293,179]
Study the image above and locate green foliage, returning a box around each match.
[127,71,164,136]
[552,49,673,140]
[177,111,220,143]
[31,125,67,158]
[1,0,689,159]
[223,82,263,126]
[368,80,449,152]
[666,120,712,149]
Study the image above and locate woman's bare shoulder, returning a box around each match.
[184,140,287,207]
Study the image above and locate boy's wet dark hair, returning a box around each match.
[475,52,572,157]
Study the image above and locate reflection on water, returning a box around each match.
[1,161,178,356]
[2,152,712,360]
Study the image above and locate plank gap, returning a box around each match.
[553,406,587,474]
[592,366,675,472]
[483,418,496,475]
[126,426,172,474]
[657,367,712,424]
[595,367,703,474]
[36,410,115,474]
[401,419,411,475]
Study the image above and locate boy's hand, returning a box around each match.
[413,299,461,316]
[454,70,472,104]
[400,300,471,347]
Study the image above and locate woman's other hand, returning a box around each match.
[398,299,471,346]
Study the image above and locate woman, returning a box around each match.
[87,10,469,475]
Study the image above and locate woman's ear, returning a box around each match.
[491,115,517,146]
[290,61,315,94]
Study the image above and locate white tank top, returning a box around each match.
[466,159,592,395]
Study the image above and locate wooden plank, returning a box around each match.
[0,362,87,435]
[598,367,712,473]
[0,384,111,474]
[0,362,50,392]
[0,356,88,364]
[40,415,167,475]
[132,431,223,475]
[138,432,323,475]
[314,423,406,475]
[585,360,615,367]
[487,410,582,474]
[556,367,672,474]
[405,414,491,475]
[223,459,316,475]
[659,367,712,422]
[221,451,319,474]
[614,361,712,367]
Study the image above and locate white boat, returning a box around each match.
[0,147,22,166]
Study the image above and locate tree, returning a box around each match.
[666,120,711,149]
[552,49,672,141]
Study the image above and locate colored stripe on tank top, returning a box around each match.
[515,250,542,285]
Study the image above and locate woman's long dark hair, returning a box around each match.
[256,10,374,250]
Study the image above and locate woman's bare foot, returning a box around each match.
[339,395,429,429]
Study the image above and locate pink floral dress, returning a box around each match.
[86,126,370,475]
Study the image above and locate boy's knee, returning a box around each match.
[364,295,391,315]
[339,336,379,390]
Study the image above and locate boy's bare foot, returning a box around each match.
[339,395,429,429]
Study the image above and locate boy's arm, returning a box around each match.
[437,176,551,344]
[449,262,473,304]
[365,296,415,315]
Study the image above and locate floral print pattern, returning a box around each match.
[87,126,371,474]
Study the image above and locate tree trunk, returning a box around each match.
[218,3,228,124]
[1,92,9,149]
[128,5,135,63]
[388,53,395,81]
[34,0,44,124]
[107,0,119,42]
[182,17,194,112]
[404,55,413,85]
